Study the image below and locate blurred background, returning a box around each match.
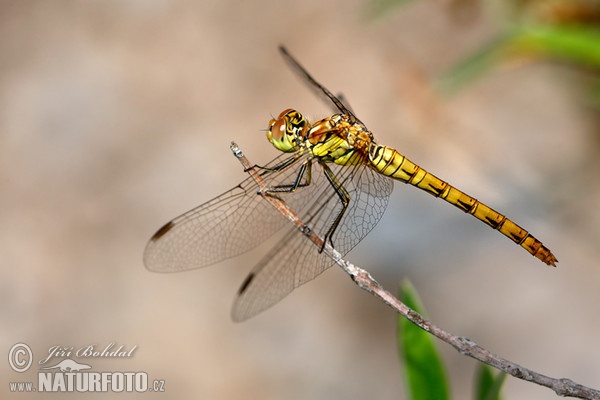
[1,0,599,398]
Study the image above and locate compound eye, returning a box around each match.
[269,117,287,141]
[277,108,294,119]
[267,108,294,142]
[267,109,304,152]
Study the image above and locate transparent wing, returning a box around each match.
[143,150,310,272]
[279,46,364,125]
[232,160,393,321]
[145,143,393,319]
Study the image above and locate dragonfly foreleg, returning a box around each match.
[266,160,313,194]
[250,152,303,176]
[320,162,350,252]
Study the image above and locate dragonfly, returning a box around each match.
[144,46,557,322]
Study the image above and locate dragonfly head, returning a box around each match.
[267,109,308,153]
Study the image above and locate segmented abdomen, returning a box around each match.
[368,145,557,266]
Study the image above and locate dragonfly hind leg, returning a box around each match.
[320,162,350,252]
[258,157,351,253]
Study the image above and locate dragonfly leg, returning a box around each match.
[267,160,313,194]
[320,162,350,251]
[250,152,303,175]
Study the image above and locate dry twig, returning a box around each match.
[231,142,600,400]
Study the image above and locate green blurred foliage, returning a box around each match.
[397,280,506,399]
[367,0,600,104]
[438,23,600,94]
[475,364,506,400]
[397,280,450,400]
[364,0,415,19]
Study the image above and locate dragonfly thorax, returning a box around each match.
[305,113,375,165]
[267,109,309,153]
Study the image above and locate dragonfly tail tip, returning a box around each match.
[544,254,558,267]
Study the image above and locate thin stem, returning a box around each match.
[231,142,600,400]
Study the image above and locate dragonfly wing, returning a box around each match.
[278,46,364,125]
[232,161,394,321]
[329,161,394,254]
[231,225,332,321]
[143,151,309,273]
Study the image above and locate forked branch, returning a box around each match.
[231,142,600,400]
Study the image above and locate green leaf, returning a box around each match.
[509,25,600,69]
[437,24,600,94]
[397,280,450,400]
[475,363,506,400]
[475,364,495,400]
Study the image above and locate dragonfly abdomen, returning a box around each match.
[369,145,557,266]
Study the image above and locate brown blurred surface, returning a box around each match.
[1,1,599,399]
